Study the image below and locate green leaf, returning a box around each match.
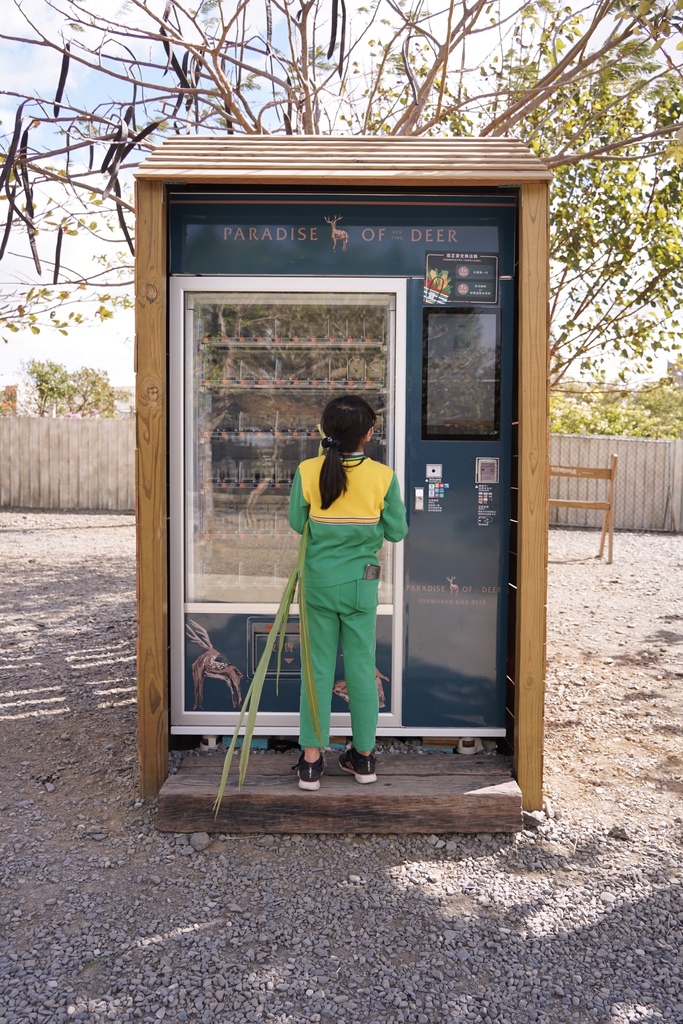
[214,521,322,812]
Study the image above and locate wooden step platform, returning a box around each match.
[157,752,522,834]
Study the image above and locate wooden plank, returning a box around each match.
[90,420,100,508]
[101,420,111,509]
[175,752,512,778]
[138,137,546,149]
[38,418,51,507]
[135,179,169,798]
[11,419,23,506]
[138,170,551,186]
[81,420,93,509]
[550,466,613,479]
[26,417,38,508]
[157,756,522,834]
[0,419,9,505]
[515,183,550,813]
[123,420,136,511]
[142,156,547,168]
[548,499,609,510]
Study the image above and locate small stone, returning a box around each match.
[522,810,545,829]
[189,832,212,852]
[348,874,362,884]
[600,892,617,905]
[608,825,632,841]
[45,782,56,793]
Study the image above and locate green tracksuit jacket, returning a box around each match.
[288,454,408,582]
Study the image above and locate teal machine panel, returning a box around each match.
[168,190,516,738]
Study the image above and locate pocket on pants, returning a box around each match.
[356,578,380,612]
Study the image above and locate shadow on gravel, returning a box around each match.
[1,564,134,620]
[647,628,683,645]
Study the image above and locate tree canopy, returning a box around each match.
[22,358,121,417]
[1,0,683,384]
[550,370,683,437]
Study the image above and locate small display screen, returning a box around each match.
[422,308,500,440]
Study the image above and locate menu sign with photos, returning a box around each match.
[424,252,499,305]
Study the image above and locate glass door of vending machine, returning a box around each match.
[170,277,406,736]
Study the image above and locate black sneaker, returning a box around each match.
[293,751,323,791]
[338,746,377,784]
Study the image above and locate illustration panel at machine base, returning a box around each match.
[181,612,393,719]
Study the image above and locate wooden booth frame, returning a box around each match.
[134,138,550,811]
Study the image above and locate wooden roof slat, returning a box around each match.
[136,136,551,184]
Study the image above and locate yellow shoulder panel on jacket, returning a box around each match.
[298,457,393,523]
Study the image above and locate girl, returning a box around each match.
[288,395,408,790]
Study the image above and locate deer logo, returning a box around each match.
[333,667,389,709]
[325,215,349,252]
[446,576,459,594]
[185,620,244,710]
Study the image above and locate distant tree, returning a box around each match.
[24,358,71,416]
[24,359,118,417]
[0,384,17,415]
[66,366,117,417]
[550,375,683,439]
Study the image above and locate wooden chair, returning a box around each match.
[549,454,618,563]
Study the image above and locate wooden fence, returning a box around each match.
[549,434,683,533]
[1,418,681,529]
[0,417,135,511]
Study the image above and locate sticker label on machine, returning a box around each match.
[476,458,499,526]
[424,252,499,305]
[425,463,449,512]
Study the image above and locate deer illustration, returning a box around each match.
[325,215,349,252]
[446,576,459,594]
[333,667,389,709]
[186,620,244,710]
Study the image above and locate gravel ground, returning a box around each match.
[0,510,681,1024]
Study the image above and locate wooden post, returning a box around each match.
[515,182,550,811]
[135,179,169,797]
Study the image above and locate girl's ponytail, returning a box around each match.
[318,396,376,510]
[319,437,346,510]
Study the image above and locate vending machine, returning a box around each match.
[168,189,516,741]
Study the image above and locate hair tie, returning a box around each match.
[321,437,340,450]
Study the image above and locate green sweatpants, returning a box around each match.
[299,577,380,752]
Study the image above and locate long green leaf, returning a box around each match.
[213,521,322,814]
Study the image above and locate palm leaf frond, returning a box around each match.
[214,521,322,813]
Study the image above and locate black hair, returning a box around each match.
[318,396,377,509]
